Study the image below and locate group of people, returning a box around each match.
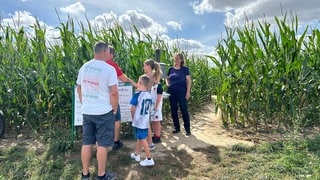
[76,41,192,180]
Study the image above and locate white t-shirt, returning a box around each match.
[150,83,163,121]
[76,59,118,115]
[130,91,152,129]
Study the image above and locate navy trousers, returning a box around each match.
[169,90,190,133]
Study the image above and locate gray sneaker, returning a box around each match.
[106,172,117,180]
[149,143,156,150]
[97,172,117,180]
[141,144,156,151]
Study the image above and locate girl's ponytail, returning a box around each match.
[153,62,163,82]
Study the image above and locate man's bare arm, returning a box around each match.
[77,85,82,103]
[109,84,119,113]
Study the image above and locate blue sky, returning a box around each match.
[0,0,319,57]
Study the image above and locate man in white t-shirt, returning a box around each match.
[77,41,118,180]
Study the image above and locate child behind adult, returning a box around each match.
[150,62,163,143]
[130,74,155,166]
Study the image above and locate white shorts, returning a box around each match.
[151,109,162,121]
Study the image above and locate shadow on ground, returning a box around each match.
[106,130,221,180]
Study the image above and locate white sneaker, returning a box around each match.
[140,158,155,166]
[130,153,140,162]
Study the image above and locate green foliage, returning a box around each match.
[209,14,320,130]
[231,143,254,152]
[187,55,217,108]
[221,135,320,179]
[0,15,215,136]
[0,141,80,179]
[256,141,284,153]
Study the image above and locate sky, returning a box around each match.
[0,0,319,57]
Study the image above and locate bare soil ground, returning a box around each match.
[114,100,319,179]
[1,99,319,179]
[142,102,255,159]
[111,102,258,180]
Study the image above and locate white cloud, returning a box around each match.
[167,21,182,30]
[159,34,170,41]
[105,10,208,53]
[118,10,156,30]
[44,26,62,46]
[90,10,168,45]
[89,9,208,54]
[192,0,254,14]
[0,10,61,46]
[0,8,208,56]
[169,38,204,51]
[193,0,320,29]
[90,12,117,29]
[191,0,320,58]
[224,1,320,28]
[141,22,167,37]
[116,10,167,38]
[2,11,37,28]
[60,2,85,15]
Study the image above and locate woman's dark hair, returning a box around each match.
[175,53,184,66]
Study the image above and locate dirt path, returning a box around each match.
[120,101,256,180]
[177,103,253,147]
[122,102,254,156]
[0,101,253,150]
[0,99,258,180]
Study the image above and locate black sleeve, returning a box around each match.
[157,84,163,94]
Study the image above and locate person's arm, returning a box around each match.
[165,76,170,86]
[155,94,162,110]
[155,84,163,110]
[118,74,130,83]
[119,74,137,87]
[130,93,139,119]
[110,84,119,114]
[76,85,82,104]
[185,75,191,100]
[131,106,136,119]
[165,67,171,86]
[130,80,138,88]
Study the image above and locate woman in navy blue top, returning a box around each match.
[166,53,192,136]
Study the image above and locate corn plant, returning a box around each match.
[209,14,320,130]
[0,15,215,136]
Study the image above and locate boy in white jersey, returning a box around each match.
[130,74,155,166]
